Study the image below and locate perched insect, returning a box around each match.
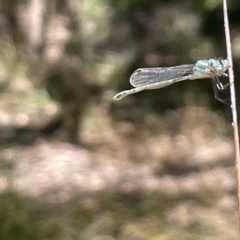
[113,59,229,104]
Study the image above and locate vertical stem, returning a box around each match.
[223,0,240,233]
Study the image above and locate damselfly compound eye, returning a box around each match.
[208,58,215,66]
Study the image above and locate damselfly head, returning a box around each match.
[208,58,229,72]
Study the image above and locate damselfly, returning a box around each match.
[113,59,229,104]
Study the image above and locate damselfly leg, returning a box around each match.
[211,76,230,104]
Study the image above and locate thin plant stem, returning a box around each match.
[223,0,240,233]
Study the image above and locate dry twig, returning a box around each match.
[223,0,240,233]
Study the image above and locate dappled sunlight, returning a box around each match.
[0,103,236,239]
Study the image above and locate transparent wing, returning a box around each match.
[130,64,194,88]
